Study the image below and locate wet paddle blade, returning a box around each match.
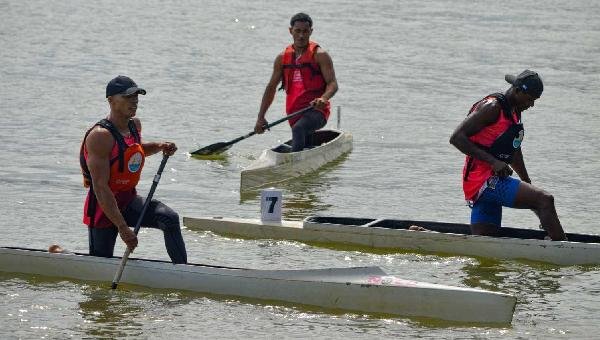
[190,142,232,156]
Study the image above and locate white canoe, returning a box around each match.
[182,216,600,266]
[240,129,352,191]
[0,246,515,324]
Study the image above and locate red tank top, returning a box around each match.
[282,41,330,126]
[462,97,520,201]
[82,128,145,228]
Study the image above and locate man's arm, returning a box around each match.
[133,118,177,156]
[85,128,138,250]
[449,100,513,177]
[255,53,284,134]
[312,48,338,109]
[142,142,177,156]
[510,148,531,183]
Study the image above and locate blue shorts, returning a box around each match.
[470,176,521,227]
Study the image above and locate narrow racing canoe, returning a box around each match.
[0,246,515,323]
[182,216,600,266]
[240,129,352,191]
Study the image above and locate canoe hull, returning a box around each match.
[182,216,600,266]
[0,246,515,323]
[241,129,352,191]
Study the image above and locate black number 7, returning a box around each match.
[266,196,278,213]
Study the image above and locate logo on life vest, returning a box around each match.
[128,152,143,173]
[513,130,524,148]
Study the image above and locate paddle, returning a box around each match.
[111,154,170,290]
[190,106,313,156]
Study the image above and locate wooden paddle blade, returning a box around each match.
[190,142,232,156]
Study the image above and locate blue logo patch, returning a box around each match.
[513,130,524,148]
[128,152,143,173]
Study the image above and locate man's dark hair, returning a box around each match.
[290,13,312,27]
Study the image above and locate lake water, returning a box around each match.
[1,0,599,338]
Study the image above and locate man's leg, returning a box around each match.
[124,196,188,264]
[291,109,326,152]
[470,176,520,236]
[88,226,118,258]
[512,182,566,240]
[470,199,502,237]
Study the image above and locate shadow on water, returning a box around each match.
[238,154,350,220]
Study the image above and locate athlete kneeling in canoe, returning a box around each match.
[254,12,338,152]
[80,76,187,263]
[450,70,567,241]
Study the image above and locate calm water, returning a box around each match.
[1,0,599,338]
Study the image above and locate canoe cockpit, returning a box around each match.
[272,130,342,153]
[304,216,600,243]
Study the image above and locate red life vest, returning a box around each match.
[462,94,524,201]
[80,119,145,227]
[281,41,330,126]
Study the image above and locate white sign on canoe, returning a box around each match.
[260,188,282,222]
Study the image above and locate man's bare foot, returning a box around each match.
[48,244,65,253]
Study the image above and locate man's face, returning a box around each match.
[109,94,139,117]
[514,91,538,113]
[289,21,312,48]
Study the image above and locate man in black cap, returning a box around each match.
[79,75,187,263]
[450,70,567,241]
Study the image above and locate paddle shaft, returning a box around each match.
[230,106,313,144]
[190,106,313,155]
[111,154,170,289]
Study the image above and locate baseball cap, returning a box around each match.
[106,75,147,98]
[505,70,543,98]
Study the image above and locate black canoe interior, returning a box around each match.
[304,216,600,243]
[2,247,245,270]
[272,130,340,153]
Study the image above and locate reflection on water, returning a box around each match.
[461,258,563,299]
[239,154,350,220]
[0,272,204,338]
[188,152,234,170]
[445,256,600,336]
[189,152,230,162]
[78,286,144,338]
[459,257,572,326]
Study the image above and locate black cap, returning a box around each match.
[505,70,543,98]
[106,75,146,98]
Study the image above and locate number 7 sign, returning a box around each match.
[260,189,282,222]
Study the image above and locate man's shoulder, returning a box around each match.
[273,52,284,67]
[472,97,502,121]
[314,46,332,63]
[481,97,502,109]
[86,125,115,152]
[88,124,113,136]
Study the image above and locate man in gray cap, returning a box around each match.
[450,70,567,241]
[79,76,188,262]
